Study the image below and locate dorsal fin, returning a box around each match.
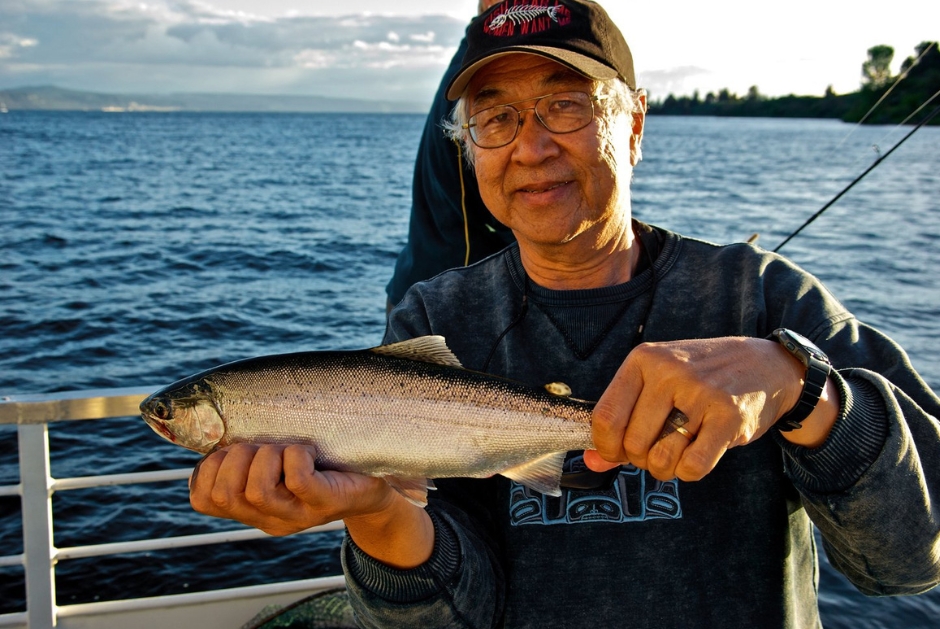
[370,335,463,368]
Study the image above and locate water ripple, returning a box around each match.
[0,112,937,621]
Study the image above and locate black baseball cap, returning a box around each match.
[446,0,636,101]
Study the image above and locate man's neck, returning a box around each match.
[517,218,640,290]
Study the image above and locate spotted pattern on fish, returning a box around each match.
[489,4,562,29]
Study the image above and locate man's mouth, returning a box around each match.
[520,181,571,194]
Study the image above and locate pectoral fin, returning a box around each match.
[384,476,437,508]
[501,452,568,497]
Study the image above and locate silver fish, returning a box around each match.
[140,336,594,505]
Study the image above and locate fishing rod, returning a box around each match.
[774,98,940,253]
[850,42,935,130]
[831,43,938,176]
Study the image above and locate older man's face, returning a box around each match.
[467,54,630,252]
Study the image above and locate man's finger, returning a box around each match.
[645,410,697,480]
[591,357,643,461]
[190,449,223,491]
[675,426,728,482]
[621,392,682,469]
[208,444,261,512]
[282,444,322,501]
[244,444,295,511]
[582,449,624,472]
[190,449,229,514]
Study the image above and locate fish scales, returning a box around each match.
[208,353,592,475]
[140,336,595,503]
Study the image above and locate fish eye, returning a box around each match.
[153,400,171,420]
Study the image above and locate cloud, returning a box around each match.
[637,66,710,100]
[0,0,466,100]
[0,33,39,59]
[294,49,336,70]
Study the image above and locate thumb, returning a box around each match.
[583,449,624,472]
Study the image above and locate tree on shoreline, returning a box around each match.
[648,42,939,125]
[862,45,894,89]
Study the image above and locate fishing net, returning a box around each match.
[241,587,358,629]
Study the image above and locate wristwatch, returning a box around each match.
[770,328,832,432]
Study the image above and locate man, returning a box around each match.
[190,2,940,627]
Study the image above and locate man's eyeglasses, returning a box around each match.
[463,91,604,149]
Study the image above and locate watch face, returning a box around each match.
[775,329,827,363]
[771,328,832,432]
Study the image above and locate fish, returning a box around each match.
[140,335,595,506]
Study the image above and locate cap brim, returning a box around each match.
[445,46,621,101]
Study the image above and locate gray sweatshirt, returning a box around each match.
[344,225,940,628]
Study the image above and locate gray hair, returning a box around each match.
[443,78,646,171]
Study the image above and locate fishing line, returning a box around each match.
[782,42,938,230]
[480,275,529,373]
[774,99,940,252]
[480,221,661,373]
[850,43,935,130]
[830,42,936,159]
[455,139,473,266]
[841,85,940,179]
[875,86,940,140]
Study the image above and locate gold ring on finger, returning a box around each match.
[661,407,696,442]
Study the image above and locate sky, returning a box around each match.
[1,0,937,104]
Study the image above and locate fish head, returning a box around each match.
[140,381,225,453]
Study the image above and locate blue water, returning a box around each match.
[1,111,938,627]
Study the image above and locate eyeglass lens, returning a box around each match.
[468,91,595,148]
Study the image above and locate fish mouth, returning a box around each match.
[143,415,177,444]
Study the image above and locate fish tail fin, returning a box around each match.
[385,476,437,508]
[501,452,567,497]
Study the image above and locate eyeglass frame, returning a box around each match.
[462,90,608,149]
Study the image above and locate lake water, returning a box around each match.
[1,111,938,627]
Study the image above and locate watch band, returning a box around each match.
[770,329,832,432]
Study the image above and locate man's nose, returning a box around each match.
[511,109,559,161]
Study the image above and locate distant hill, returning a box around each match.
[4,41,937,123]
[0,86,426,114]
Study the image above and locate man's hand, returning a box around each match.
[190,443,434,568]
[584,337,840,481]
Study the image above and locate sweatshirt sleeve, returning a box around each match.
[775,319,940,595]
[342,505,503,629]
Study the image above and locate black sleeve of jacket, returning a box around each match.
[776,316,940,595]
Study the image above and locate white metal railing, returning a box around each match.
[0,388,344,629]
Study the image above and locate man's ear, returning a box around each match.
[629,90,648,166]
